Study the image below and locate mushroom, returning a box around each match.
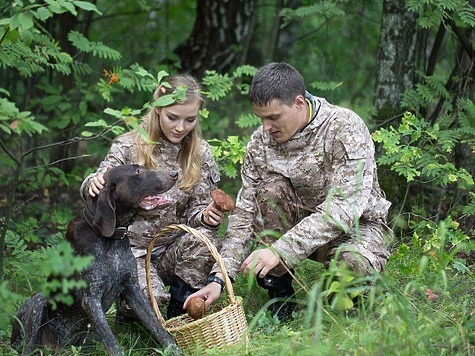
[186,296,206,320]
[210,189,236,212]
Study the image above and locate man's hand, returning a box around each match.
[183,275,223,311]
[240,248,280,278]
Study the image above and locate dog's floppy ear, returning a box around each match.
[93,182,116,237]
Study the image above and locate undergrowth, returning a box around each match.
[0,222,473,355]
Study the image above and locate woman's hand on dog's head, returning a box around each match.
[88,173,105,197]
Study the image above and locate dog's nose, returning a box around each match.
[170,171,178,180]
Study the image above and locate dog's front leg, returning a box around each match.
[82,297,122,355]
[124,285,183,355]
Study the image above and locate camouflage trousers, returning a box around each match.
[253,175,393,277]
[134,227,221,308]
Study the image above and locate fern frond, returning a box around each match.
[453,1,475,27]
[68,31,121,60]
[202,70,233,101]
[280,2,345,26]
[71,61,92,76]
[310,81,343,92]
[0,43,43,76]
[236,113,261,129]
[462,192,475,215]
[119,67,156,92]
[232,65,257,78]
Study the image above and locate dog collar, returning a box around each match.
[81,208,129,240]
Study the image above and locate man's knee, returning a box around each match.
[254,176,301,233]
[337,250,387,275]
[256,176,294,203]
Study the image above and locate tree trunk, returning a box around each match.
[175,0,256,78]
[373,0,418,121]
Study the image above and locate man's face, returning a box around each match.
[252,96,308,143]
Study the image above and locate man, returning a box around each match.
[185,62,393,320]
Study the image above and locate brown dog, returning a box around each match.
[11,164,182,355]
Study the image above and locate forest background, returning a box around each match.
[0,0,474,355]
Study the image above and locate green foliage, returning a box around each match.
[0,0,102,77]
[36,239,94,309]
[406,0,475,29]
[236,113,261,128]
[68,31,121,60]
[309,80,344,92]
[0,37,72,76]
[0,96,48,137]
[373,111,473,189]
[280,1,346,27]
[201,70,235,101]
[209,136,248,179]
[201,66,257,102]
[97,66,168,102]
[0,221,93,331]
[401,72,451,109]
[0,0,473,354]
[407,216,473,275]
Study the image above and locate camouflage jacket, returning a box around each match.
[216,93,392,279]
[80,131,220,257]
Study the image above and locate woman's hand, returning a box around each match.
[88,173,105,197]
[202,201,224,227]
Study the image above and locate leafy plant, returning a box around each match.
[373,111,473,188]
[209,136,247,179]
[372,111,474,223]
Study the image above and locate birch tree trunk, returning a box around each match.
[373,0,418,120]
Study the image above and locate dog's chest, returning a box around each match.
[85,239,136,291]
[101,240,134,275]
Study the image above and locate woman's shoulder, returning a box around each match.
[113,131,137,145]
[199,138,213,153]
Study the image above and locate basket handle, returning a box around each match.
[145,224,236,324]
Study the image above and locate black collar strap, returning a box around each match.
[81,208,128,240]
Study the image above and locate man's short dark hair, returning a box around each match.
[249,62,306,106]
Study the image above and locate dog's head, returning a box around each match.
[91,164,178,237]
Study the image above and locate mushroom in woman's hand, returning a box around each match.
[210,189,236,212]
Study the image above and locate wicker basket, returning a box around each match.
[145,224,248,352]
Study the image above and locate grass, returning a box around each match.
[1,241,473,355]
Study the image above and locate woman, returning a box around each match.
[81,74,224,318]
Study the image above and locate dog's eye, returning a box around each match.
[135,169,141,175]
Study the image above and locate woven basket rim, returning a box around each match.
[145,224,236,325]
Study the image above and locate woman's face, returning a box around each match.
[157,99,200,143]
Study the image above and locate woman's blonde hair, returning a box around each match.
[135,74,205,191]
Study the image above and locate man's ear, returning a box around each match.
[294,94,306,109]
[93,183,116,237]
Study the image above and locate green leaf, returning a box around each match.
[61,1,77,16]
[34,6,53,21]
[331,294,354,311]
[73,1,102,15]
[14,12,34,31]
[103,108,124,119]
[85,119,108,127]
[153,94,175,107]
